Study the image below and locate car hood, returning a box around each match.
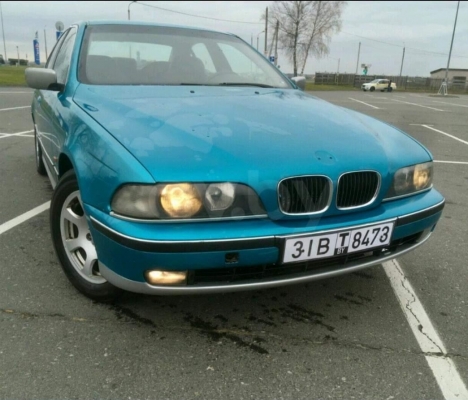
[74,85,430,204]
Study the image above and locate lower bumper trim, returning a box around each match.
[99,228,433,295]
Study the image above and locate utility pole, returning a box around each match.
[264,7,268,56]
[441,0,460,95]
[268,20,276,58]
[16,45,19,66]
[44,28,48,60]
[337,58,340,74]
[399,47,405,77]
[355,42,361,75]
[0,1,7,62]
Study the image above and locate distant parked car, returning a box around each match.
[362,79,397,92]
[25,21,443,301]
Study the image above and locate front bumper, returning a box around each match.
[86,189,444,294]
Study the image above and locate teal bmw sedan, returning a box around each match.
[25,22,444,301]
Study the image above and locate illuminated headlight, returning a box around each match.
[385,162,433,199]
[111,182,266,220]
[160,183,202,218]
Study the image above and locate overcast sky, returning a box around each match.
[0,1,466,76]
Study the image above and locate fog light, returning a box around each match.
[145,270,187,286]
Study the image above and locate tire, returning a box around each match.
[34,127,47,176]
[370,86,375,92]
[50,170,122,302]
[380,90,384,92]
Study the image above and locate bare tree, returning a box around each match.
[267,1,346,76]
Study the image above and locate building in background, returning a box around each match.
[430,68,468,88]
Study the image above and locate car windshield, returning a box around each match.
[369,79,380,83]
[79,24,292,88]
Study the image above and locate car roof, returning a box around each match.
[77,20,236,37]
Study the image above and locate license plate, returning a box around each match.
[282,222,394,264]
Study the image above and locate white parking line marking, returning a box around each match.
[432,100,468,108]
[0,202,50,236]
[383,260,468,400]
[421,125,468,146]
[434,160,468,165]
[348,98,380,109]
[391,99,445,111]
[0,105,31,112]
[0,130,34,139]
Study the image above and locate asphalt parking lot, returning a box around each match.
[1,88,467,399]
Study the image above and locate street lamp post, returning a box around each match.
[128,1,137,20]
[0,1,7,62]
[16,45,19,66]
[256,30,264,51]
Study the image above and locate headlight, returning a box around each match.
[160,183,202,218]
[111,185,160,218]
[205,183,235,211]
[385,162,433,199]
[111,182,266,220]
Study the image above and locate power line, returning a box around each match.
[341,31,403,48]
[341,30,468,59]
[132,2,468,60]
[134,2,263,25]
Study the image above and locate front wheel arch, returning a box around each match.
[58,153,74,179]
[50,169,122,301]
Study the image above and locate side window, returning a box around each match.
[45,29,70,68]
[192,43,216,73]
[52,29,77,84]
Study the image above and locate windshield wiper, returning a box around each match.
[217,83,276,88]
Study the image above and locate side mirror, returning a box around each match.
[25,68,61,91]
[290,76,306,91]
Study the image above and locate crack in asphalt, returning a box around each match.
[302,335,461,360]
[2,307,466,360]
[394,263,446,356]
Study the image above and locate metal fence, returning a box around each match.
[313,73,468,93]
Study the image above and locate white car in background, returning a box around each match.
[362,79,397,92]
